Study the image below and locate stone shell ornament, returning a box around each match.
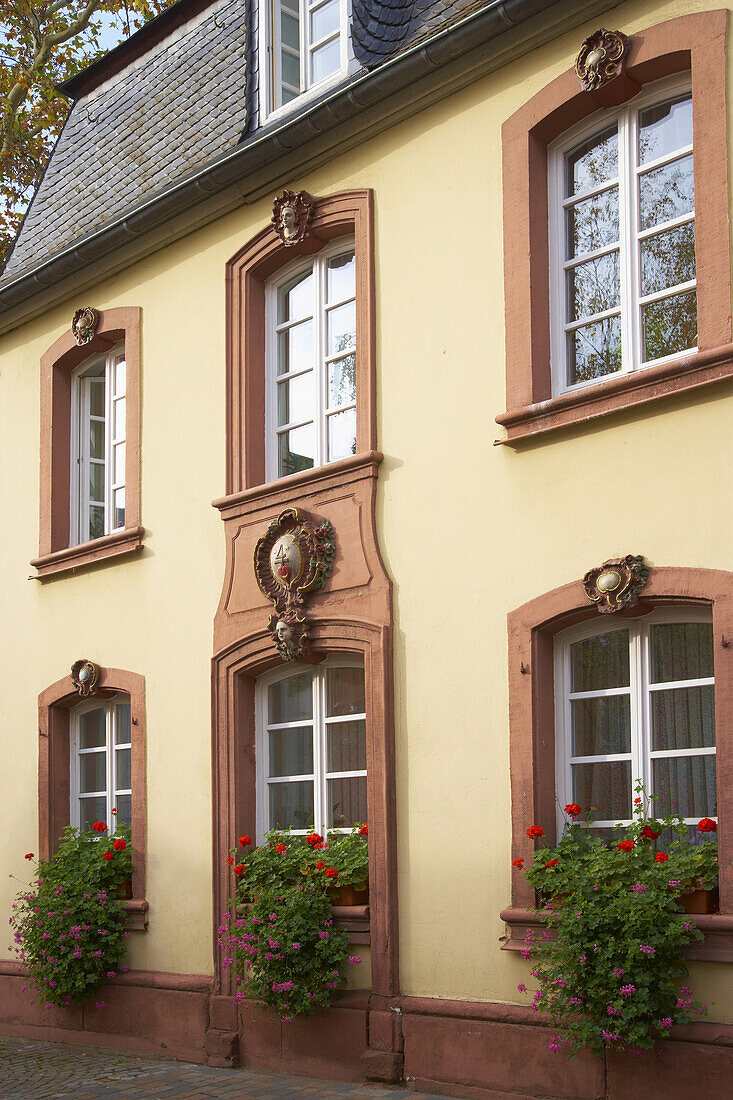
[254,508,336,660]
[71,307,99,346]
[71,659,100,697]
[576,28,629,92]
[583,555,649,614]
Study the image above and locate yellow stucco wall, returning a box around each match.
[1,0,731,1016]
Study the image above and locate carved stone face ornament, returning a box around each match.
[71,307,99,346]
[576,28,629,92]
[583,555,649,614]
[71,659,99,697]
[271,189,314,246]
[254,508,336,660]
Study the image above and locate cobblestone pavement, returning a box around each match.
[0,1038,453,1100]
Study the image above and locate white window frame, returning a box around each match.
[70,342,126,546]
[69,694,132,834]
[548,74,696,396]
[259,0,351,120]
[265,237,356,481]
[555,606,715,838]
[255,657,367,842]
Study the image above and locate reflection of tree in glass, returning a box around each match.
[566,127,618,195]
[571,318,621,384]
[642,292,697,362]
[641,223,695,297]
[638,97,692,165]
[330,345,356,408]
[639,156,693,230]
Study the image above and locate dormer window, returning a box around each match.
[261,0,349,117]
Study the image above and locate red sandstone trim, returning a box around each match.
[224,190,376,494]
[498,10,731,443]
[506,568,733,920]
[38,668,147,922]
[36,307,142,576]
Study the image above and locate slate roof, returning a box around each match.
[1,0,492,285]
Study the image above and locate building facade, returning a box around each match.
[1,0,733,1096]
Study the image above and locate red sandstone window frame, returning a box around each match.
[502,568,733,962]
[225,189,375,495]
[496,10,732,445]
[38,667,148,929]
[32,307,143,577]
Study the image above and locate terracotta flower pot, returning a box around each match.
[681,888,718,914]
[328,885,369,906]
[115,877,133,900]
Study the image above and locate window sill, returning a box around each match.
[31,526,145,578]
[494,344,733,446]
[120,898,149,932]
[500,907,733,963]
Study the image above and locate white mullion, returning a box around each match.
[325,401,356,419]
[648,675,714,692]
[267,717,316,731]
[619,105,636,374]
[569,753,633,765]
[267,772,316,783]
[324,712,367,726]
[299,0,307,91]
[313,669,325,834]
[564,306,622,333]
[324,290,356,313]
[80,377,91,543]
[636,142,693,177]
[325,769,367,780]
[568,685,632,701]
[276,416,314,435]
[275,314,315,334]
[649,747,716,760]
[561,177,620,208]
[104,356,113,537]
[631,623,647,803]
[637,211,695,242]
[638,279,697,308]
[562,239,621,270]
[106,700,114,831]
[316,254,327,466]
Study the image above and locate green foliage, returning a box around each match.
[219,827,368,1019]
[11,823,134,1007]
[324,826,369,889]
[518,786,717,1056]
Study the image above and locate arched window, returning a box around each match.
[70,693,133,833]
[255,657,367,840]
[554,607,715,838]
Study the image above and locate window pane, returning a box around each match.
[326,666,365,716]
[571,630,630,691]
[115,703,131,744]
[89,377,105,417]
[89,420,105,460]
[327,407,356,460]
[328,776,367,828]
[650,622,714,683]
[572,760,631,820]
[282,50,301,90]
[328,354,356,409]
[278,269,313,324]
[565,188,619,258]
[115,794,132,828]
[642,290,697,362]
[327,300,356,356]
[269,726,314,776]
[113,489,125,530]
[653,754,716,818]
[566,315,621,385]
[640,222,695,297]
[80,752,106,794]
[310,35,340,83]
[278,319,314,376]
[269,781,314,830]
[79,707,106,749]
[89,505,105,540]
[639,154,694,231]
[79,796,107,832]
[268,672,313,723]
[113,397,125,439]
[310,0,339,42]
[639,95,693,165]
[278,423,315,476]
[277,370,315,427]
[327,251,355,302]
[90,462,105,503]
[281,9,299,48]
[115,747,131,790]
[114,358,126,396]
[571,696,631,757]
[566,126,618,196]
[567,251,620,322]
[113,443,125,486]
[651,685,715,751]
[327,720,366,771]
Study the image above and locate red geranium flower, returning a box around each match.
[111,807,117,814]
[315,861,325,869]
[239,835,252,847]
[358,824,368,836]
[233,864,245,876]
[226,856,234,865]
[526,825,543,839]
[274,844,287,854]
[24,853,34,860]
[512,858,524,868]
[617,840,635,852]
[92,821,107,833]
[655,852,669,863]
[112,839,127,851]
[698,818,717,833]
[306,833,323,847]
[564,804,581,817]
[641,825,660,840]
[102,852,113,861]
[324,867,338,879]
[546,859,560,868]
[634,797,643,805]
